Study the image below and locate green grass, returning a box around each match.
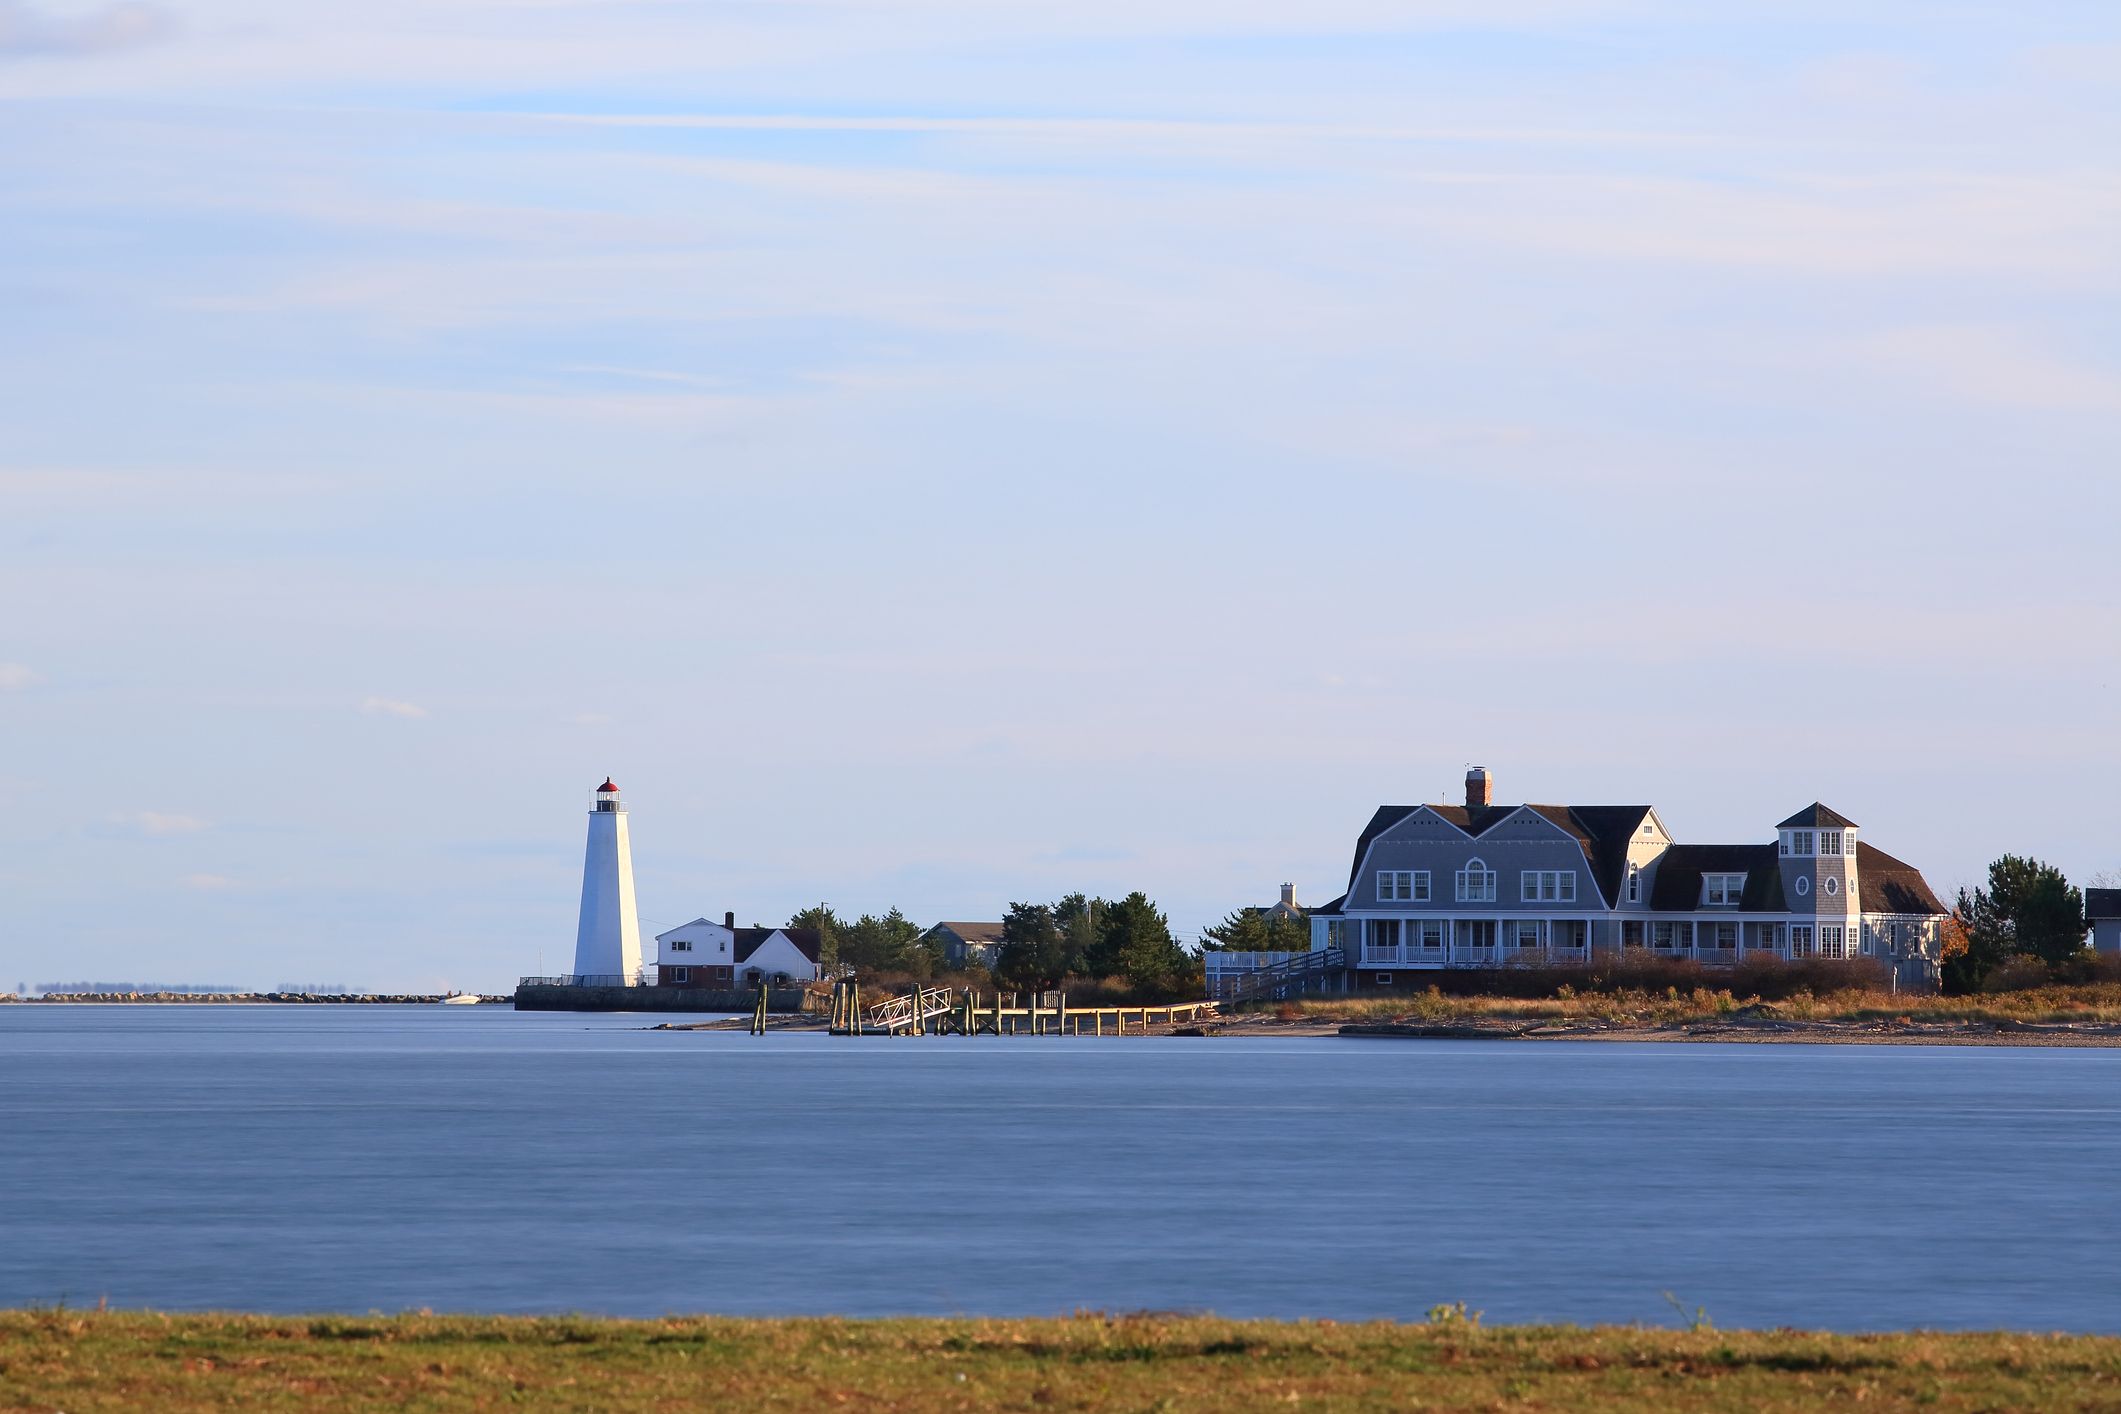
[5,1311,2120,1411]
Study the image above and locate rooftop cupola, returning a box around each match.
[594,778,623,813]
[1466,766,1493,809]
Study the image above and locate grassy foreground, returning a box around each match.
[4,1311,2120,1411]
[1260,982,2121,1029]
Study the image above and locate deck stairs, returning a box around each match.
[1221,947,1346,1003]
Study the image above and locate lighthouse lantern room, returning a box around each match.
[572,777,644,984]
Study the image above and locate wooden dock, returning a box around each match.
[824,980,1218,1037]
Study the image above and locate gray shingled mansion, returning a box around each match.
[1309,768,1950,990]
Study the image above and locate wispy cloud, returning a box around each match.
[0,662,42,691]
[361,696,428,719]
[0,0,175,58]
[129,810,209,836]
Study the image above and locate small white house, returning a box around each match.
[655,915,736,987]
[655,912,822,989]
[733,928,821,986]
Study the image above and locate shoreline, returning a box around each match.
[4,1311,2115,1411]
[653,1011,2121,1046]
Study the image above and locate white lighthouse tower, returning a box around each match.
[572,778,643,984]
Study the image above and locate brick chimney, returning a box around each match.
[1466,766,1492,809]
[724,910,735,928]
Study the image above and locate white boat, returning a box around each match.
[438,993,482,1005]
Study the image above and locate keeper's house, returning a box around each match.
[1310,768,1949,990]
[654,913,823,989]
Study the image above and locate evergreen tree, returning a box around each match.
[786,904,845,968]
[1941,857,2086,991]
[993,902,1067,991]
[1098,891,1198,996]
[839,908,926,975]
[1201,907,1311,953]
[1985,855,2085,965]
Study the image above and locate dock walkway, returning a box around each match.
[825,980,1218,1037]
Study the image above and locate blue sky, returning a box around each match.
[3,0,2117,992]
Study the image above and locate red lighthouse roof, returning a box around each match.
[597,778,619,792]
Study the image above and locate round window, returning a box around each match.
[1824,876,1838,896]
[1795,876,1810,897]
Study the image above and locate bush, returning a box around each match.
[1389,954,1884,1002]
[1980,955,2058,994]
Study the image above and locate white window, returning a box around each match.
[1779,833,1791,856]
[1821,831,1842,855]
[1325,920,1351,949]
[1368,919,1401,949]
[670,966,690,983]
[1456,858,1497,903]
[1861,922,1875,955]
[1795,876,1810,897]
[1514,920,1542,947]
[1374,973,1394,985]
[1712,923,1737,948]
[1820,925,1845,959]
[1521,871,1577,903]
[1791,925,1814,956]
[1703,874,1746,906]
[1377,870,1430,902]
[669,939,693,952]
[1823,876,1838,897]
[1793,831,1814,855]
[1627,864,1641,903]
[1417,920,1444,950]
[1845,834,1858,857]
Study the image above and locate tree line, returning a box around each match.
[785,891,1210,999]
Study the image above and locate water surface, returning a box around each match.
[2,1006,2115,1329]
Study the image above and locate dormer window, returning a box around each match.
[1627,864,1641,903]
[1456,858,1497,903]
[1820,831,1842,855]
[1703,873,1746,907]
[1790,831,1814,856]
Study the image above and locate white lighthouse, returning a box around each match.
[572,778,643,984]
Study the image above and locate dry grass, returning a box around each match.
[1258,982,2121,1029]
[4,1310,2120,1412]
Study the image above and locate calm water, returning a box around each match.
[3,1006,2118,1329]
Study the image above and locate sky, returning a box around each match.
[2,0,2117,993]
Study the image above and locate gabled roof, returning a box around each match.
[733,928,822,965]
[1778,802,1856,830]
[1648,844,1786,911]
[1345,802,1654,907]
[653,917,730,943]
[925,921,1005,944]
[2089,888,2121,922]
